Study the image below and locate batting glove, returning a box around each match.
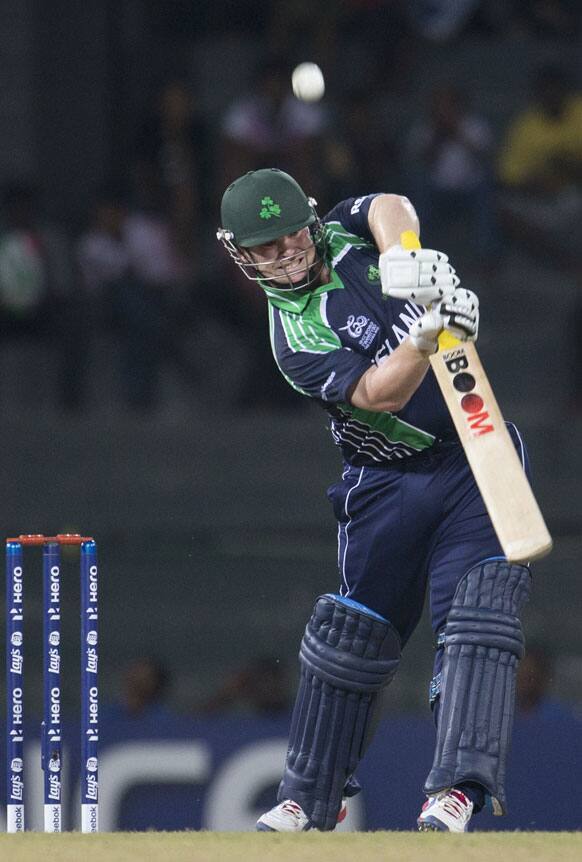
[409,289,479,354]
[440,288,479,341]
[408,309,445,354]
[379,244,460,304]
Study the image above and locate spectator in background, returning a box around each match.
[0,184,48,320]
[119,172,198,414]
[403,83,496,271]
[198,656,291,717]
[497,63,582,268]
[325,86,399,203]
[78,182,198,415]
[0,182,84,412]
[76,188,131,399]
[219,59,328,203]
[498,63,582,415]
[104,656,175,722]
[134,78,211,270]
[77,188,130,309]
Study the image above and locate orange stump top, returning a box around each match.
[6,533,94,546]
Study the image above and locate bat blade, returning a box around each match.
[399,230,552,563]
[429,340,552,562]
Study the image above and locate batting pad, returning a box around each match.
[279,594,400,830]
[424,560,531,814]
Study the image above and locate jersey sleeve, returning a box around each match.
[270,305,370,403]
[323,194,383,243]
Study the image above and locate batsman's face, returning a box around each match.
[245,228,317,286]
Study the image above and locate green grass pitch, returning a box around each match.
[0,832,580,861]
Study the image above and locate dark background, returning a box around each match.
[0,0,580,729]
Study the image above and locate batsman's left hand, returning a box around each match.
[379,243,460,304]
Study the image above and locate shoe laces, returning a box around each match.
[280,800,305,821]
[440,790,470,819]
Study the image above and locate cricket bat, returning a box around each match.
[400,230,552,563]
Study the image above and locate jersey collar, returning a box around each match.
[261,266,344,313]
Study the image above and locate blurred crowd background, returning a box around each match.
[0,0,581,730]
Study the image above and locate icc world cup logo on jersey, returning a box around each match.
[339,314,369,338]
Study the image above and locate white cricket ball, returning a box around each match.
[292,62,325,102]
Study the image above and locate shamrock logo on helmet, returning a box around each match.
[259,197,281,219]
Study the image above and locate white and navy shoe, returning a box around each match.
[256,797,348,832]
[417,789,473,832]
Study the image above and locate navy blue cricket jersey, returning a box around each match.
[265,194,456,466]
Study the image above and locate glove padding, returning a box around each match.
[440,288,479,342]
[409,289,480,354]
[379,244,460,304]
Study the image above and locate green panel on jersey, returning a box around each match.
[276,282,343,354]
[324,221,375,263]
[346,405,435,451]
[279,307,342,354]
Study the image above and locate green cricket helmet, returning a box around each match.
[217,168,326,290]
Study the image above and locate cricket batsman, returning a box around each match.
[217,169,532,832]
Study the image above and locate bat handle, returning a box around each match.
[399,231,459,350]
[400,230,421,251]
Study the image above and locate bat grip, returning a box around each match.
[399,231,459,350]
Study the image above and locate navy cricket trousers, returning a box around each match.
[327,424,530,646]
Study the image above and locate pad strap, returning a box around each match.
[280,594,400,830]
[424,560,531,814]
